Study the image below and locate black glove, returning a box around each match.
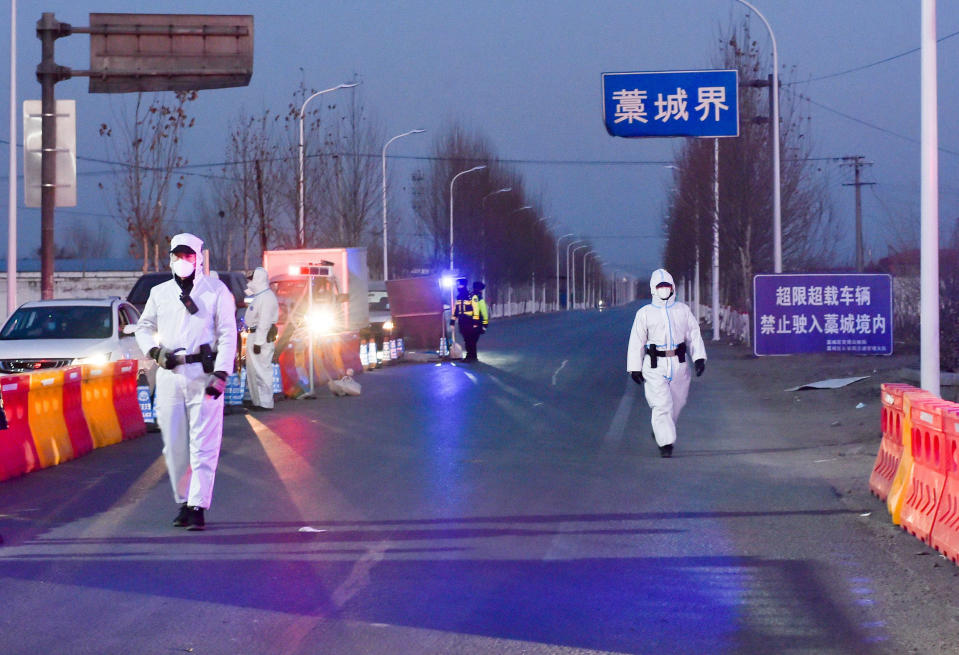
[149,346,179,370]
[694,359,706,377]
[205,371,228,398]
[630,371,644,385]
[253,344,261,355]
[480,325,487,333]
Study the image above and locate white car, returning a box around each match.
[0,297,155,386]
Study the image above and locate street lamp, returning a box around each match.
[732,0,781,272]
[298,82,359,248]
[556,233,574,311]
[449,165,487,272]
[382,128,425,280]
[565,239,584,311]
[571,245,589,310]
[583,252,596,308]
[482,187,512,206]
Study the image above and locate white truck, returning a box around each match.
[262,248,370,335]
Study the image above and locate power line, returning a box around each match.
[789,88,959,158]
[792,29,959,85]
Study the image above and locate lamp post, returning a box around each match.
[583,251,596,309]
[732,0,781,272]
[298,82,359,249]
[382,128,425,281]
[571,245,588,310]
[482,187,512,206]
[565,239,584,311]
[449,165,486,272]
[556,233,573,311]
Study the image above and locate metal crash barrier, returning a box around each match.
[0,359,146,482]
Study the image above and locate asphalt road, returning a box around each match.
[0,304,955,654]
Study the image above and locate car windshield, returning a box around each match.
[0,305,113,340]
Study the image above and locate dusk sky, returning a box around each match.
[1,1,957,279]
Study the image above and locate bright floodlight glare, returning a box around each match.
[441,275,455,289]
[383,319,394,331]
[306,307,336,335]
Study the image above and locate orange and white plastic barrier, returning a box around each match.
[870,383,920,500]
[0,359,146,483]
[931,408,959,563]
[873,386,959,566]
[899,395,952,543]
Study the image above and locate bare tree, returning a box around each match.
[98,91,197,272]
[664,20,839,311]
[320,87,383,248]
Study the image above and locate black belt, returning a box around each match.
[182,353,205,364]
[646,342,687,368]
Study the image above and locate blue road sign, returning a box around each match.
[753,274,893,356]
[602,70,739,138]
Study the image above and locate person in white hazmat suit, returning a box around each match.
[626,268,706,458]
[135,233,237,530]
[243,267,279,410]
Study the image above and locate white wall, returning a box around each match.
[0,271,143,322]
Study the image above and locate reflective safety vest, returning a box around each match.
[454,296,473,322]
[471,294,489,326]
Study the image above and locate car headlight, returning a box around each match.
[74,352,111,366]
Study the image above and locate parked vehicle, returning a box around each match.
[0,297,155,386]
[126,270,249,327]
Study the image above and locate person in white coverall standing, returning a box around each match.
[626,268,706,458]
[135,233,237,530]
[243,267,279,411]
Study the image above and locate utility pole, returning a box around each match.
[841,156,875,272]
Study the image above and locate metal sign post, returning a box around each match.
[32,12,253,301]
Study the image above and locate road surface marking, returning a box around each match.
[598,382,635,459]
[551,359,568,386]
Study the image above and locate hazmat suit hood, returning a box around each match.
[649,268,676,307]
[245,267,270,296]
[169,233,205,277]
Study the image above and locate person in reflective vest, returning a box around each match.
[464,281,490,362]
[451,278,473,358]
[626,268,706,458]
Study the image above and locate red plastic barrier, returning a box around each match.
[62,366,94,458]
[277,342,307,398]
[931,408,959,562]
[339,332,363,374]
[111,360,146,441]
[0,375,40,481]
[900,396,952,543]
[870,383,920,500]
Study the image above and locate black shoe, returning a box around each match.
[659,444,673,458]
[185,506,205,531]
[173,503,190,527]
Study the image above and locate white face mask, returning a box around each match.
[172,258,196,278]
[656,286,673,301]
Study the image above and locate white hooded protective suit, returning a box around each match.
[135,233,237,509]
[626,269,707,448]
[243,267,280,409]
